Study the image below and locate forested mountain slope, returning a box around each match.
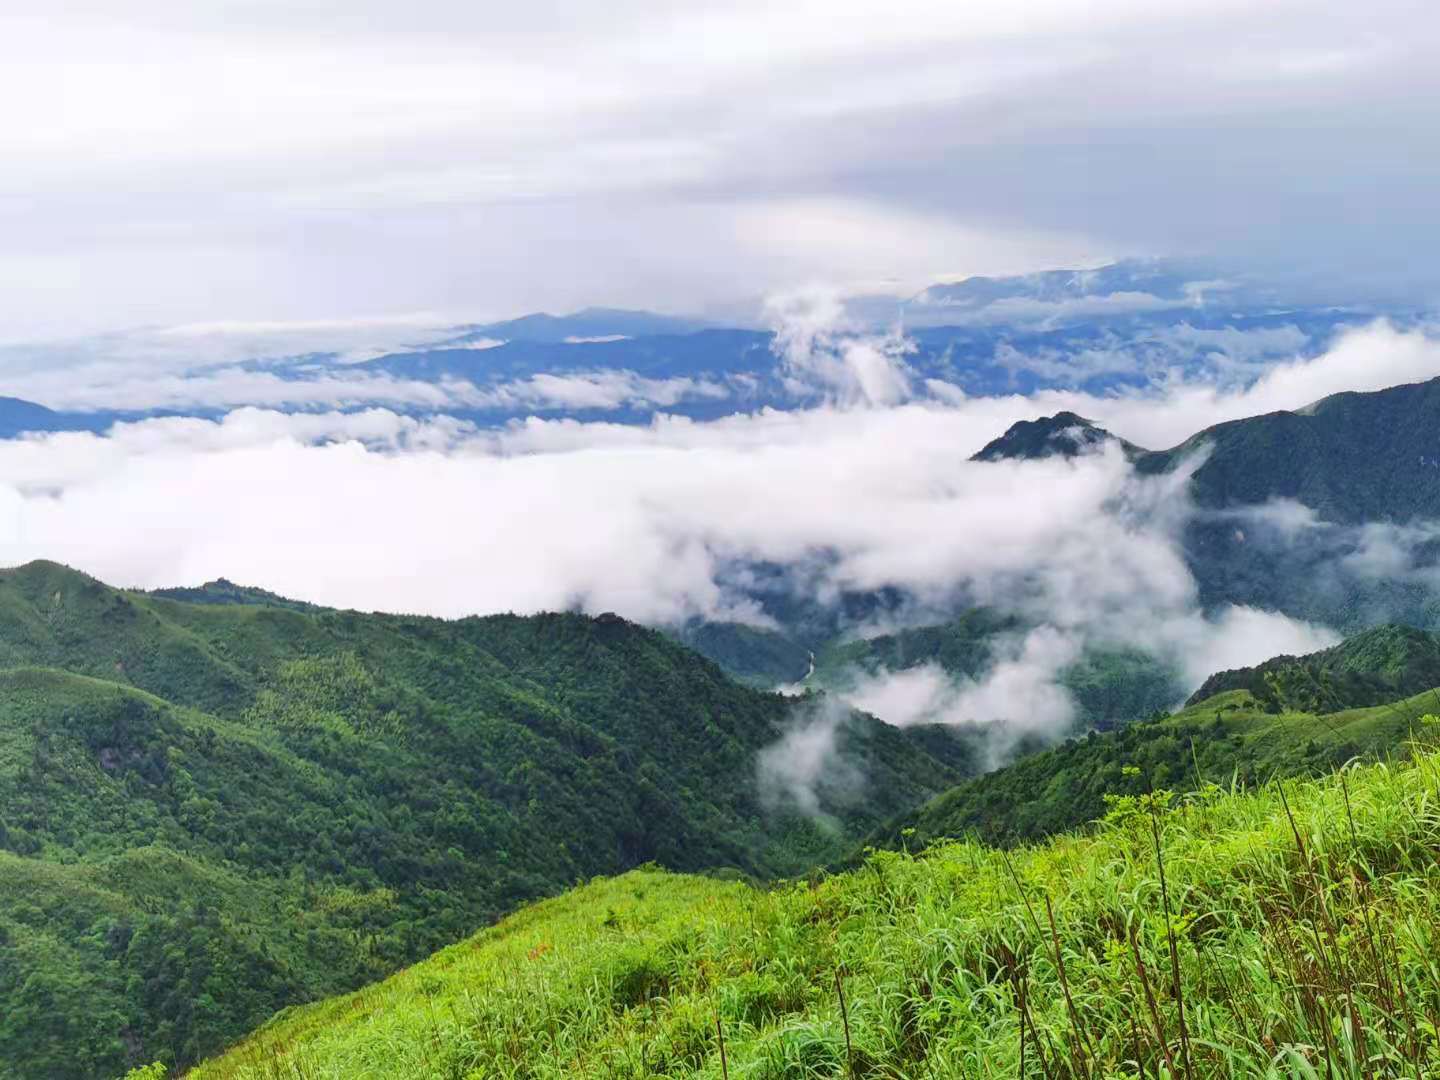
[1186,623,1440,711]
[0,562,964,1079]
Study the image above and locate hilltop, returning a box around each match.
[977,376,1440,524]
[972,411,1145,463]
[0,561,965,1079]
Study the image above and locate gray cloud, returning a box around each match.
[2,2,1438,334]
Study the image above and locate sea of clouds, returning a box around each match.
[2,305,1438,807]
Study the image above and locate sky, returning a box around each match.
[4,0,1440,338]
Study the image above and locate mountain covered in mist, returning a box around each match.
[865,623,1440,853]
[1184,623,1440,712]
[978,374,1440,524]
[0,561,969,1078]
[966,375,1440,633]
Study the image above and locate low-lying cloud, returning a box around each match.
[0,312,1433,791]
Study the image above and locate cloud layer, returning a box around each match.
[0,314,1432,779]
[3,2,1439,334]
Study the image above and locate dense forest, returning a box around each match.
[0,561,965,1079]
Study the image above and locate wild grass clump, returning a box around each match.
[190,733,1440,1078]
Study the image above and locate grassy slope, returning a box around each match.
[0,562,964,1079]
[191,733,1440,1079]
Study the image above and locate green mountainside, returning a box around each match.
[975,377,1440,631]
[866,621,1440,854]
[189,732,1440,1079]
[0,562,965,1079]
[669,621,813,688]
[1136,375,1440,524]
[1186,623,1440,711]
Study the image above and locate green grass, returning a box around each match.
[189,725,1440,1079]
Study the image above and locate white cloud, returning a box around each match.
[766,288,914,406]
[4,2,1435,332]
[988,320,1440,449]
[757,695,864,819]
[844,629,1081,765]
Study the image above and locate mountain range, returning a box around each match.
[0,258,1408,434]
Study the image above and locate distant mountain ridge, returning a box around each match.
[446,306,711,345]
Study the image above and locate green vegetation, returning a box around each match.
[872,679,1440,853]
[672,622,813,688]
[1137,375,1440,525]
[0,562,965,1079]
[978,375,1440,526]
[973,379,1440,632]
[191,727,1440,1078]
[1187,624,1440,712]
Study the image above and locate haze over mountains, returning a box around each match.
[0,258,1416,424]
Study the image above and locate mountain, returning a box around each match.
[974,377,1440,630]
[972,411,1143,462]
[978,375,1440,525]
[447,307,711,345]
[148,577,323,612]
[669,621,813,688]
[911,257,1206,312]
[0,561,966,1079]
[189,738,1440,1079]
[977,375,1440,523]
[0,395,63,438]
[1185,623,1440,712]
[1137,375,1440,524]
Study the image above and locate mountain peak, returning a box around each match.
[972,412,1143,462]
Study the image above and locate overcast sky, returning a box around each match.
[3,0,1439,338]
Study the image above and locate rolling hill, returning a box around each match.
[0,561,967,1079]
